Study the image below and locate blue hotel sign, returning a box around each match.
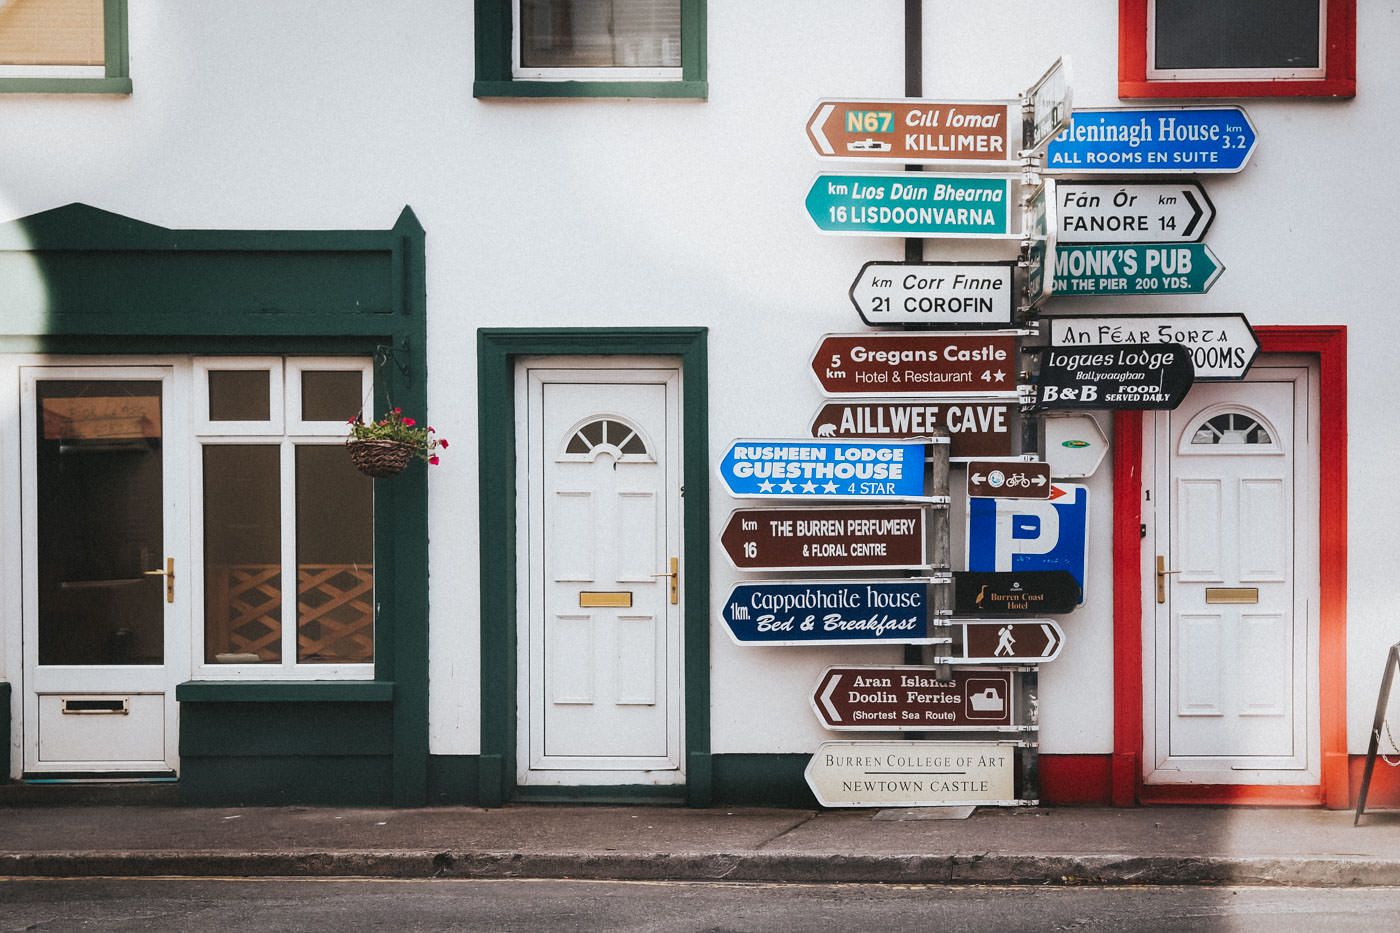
[718,439,927,500]
[1045,107,1257,174]
[721,580,933,646]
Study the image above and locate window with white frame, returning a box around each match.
[475,0,704,98]
[194,357,375,678]
[516,0,681,79]
[1119,0,1354,99]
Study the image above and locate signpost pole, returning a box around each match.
[903,0,923,267]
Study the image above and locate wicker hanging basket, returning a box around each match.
[346,439,415,478]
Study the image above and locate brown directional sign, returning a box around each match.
[812,333,1019,397]
[966,460,1052,499]
[809,399,1016,459]
[720,506,926,572]
[953,571,1082,615]
[806,99,1018,165]
[812,666,1017,730]
[933,620,1065,664]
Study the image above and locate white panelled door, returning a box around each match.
[519,363,683,786]
[1148,365,1318,785]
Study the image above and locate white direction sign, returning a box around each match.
[849,261,1016,327]
[1022,180,1058,308]
[1048,313,1258,381]
[1043,414,1108,479]
[805,740,1026,808]
[1057,182,1214,244]
[1022,56,1073,154]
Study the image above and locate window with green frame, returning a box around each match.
[474,0,706,99]
[0,0,129,93]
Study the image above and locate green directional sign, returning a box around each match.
[805,173,1016,238]
[1052,243,1223,296]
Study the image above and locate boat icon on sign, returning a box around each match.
[967,683,1006,718]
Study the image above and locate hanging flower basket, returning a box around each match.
[345,407,447,478]
[346,438,415,478]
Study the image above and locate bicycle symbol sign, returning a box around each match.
[967,460,1052,500]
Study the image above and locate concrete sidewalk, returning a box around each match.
[3,804,1400,886]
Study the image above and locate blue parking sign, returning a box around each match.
[966,484,1088,600]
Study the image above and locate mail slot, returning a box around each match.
[579,591,633,608]
[61,697,129,715]
[1205,587,1259,605]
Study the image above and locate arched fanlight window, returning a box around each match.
[1178,405,1282,455]
[560,414,654,462]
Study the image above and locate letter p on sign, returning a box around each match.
[966,484,1089,601]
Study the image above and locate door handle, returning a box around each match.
[1155,555,1180,605]
[651,557,679,605]
[143,557,175,604]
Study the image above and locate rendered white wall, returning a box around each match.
[0,2,1395,760]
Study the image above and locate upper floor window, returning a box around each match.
[1119,0,1355,99]
[476,0,706,99]
[0,0,130,94]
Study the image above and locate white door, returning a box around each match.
[20,366,189,774]
[1146,364,1318,785]
[518,363,683,786]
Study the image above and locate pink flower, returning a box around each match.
[438,439,449,449]
[428,455,440,465]
[402,417,416,427]
[393,407,402,414]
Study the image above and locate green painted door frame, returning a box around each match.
[476,328,711,806]
[0,203,431,805]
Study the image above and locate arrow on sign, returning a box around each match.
[819,673,842,722]
[807,103,836,155]
[1047,313,1258,382]
[935,619,1066,664]
[1045,106,1258,175]
[1053,243,1224,296]
[811,667,1020,731]
[966,460,1052,500]
[805,99,1018,165]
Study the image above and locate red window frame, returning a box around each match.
[1119,0,1355,99]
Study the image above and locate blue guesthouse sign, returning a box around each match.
[720,580,934,646]
[1045,107,1257,175]
[718,439,927,500]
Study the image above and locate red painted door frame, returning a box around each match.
[1112,326,1348,807]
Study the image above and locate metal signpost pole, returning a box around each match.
[904,0,923,272]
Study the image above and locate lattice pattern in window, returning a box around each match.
[561,416,653,462]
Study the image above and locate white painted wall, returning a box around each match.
[0,2,1396,759]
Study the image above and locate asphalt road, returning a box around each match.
[2,878,1399,932]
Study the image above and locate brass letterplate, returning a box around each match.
[579,591,633,609]
[1205,587,1259,605]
